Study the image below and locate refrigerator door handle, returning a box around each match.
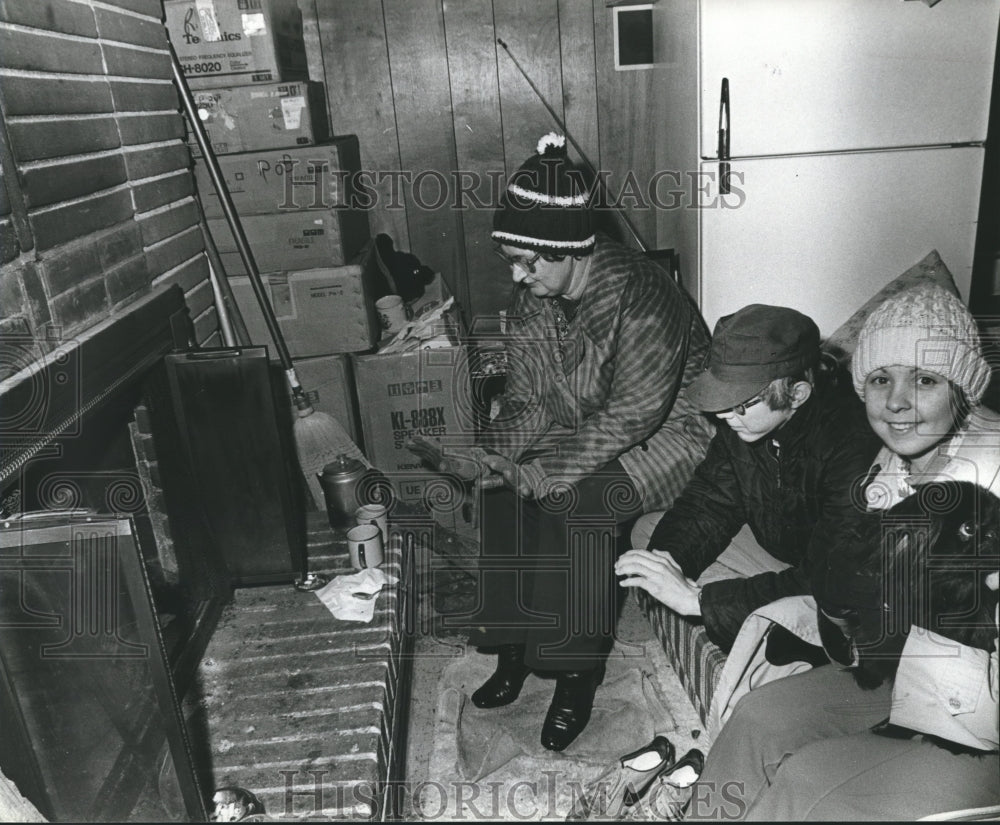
[718,77,731,194]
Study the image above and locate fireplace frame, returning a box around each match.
[0,284,233,817]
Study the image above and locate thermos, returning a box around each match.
[318,455,367,528]
[318,455,389,530]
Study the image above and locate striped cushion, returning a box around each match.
[635,526,783,727]
[638,589,726,727]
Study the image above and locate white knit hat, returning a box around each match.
[851,284,990,404]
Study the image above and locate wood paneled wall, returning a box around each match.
[306,0,658,321]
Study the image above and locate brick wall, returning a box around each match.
[0,0,217,380]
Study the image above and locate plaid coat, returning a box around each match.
[481,234,714,511]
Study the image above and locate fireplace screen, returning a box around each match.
[0,512,206,821]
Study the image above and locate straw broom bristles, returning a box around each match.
[291,390,370,509]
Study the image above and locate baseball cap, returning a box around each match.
[688,304,821,412]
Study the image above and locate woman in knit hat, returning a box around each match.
[677,283,999,821]
[464,133,715,751]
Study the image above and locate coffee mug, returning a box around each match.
[346,523,383,569]
[376,294,408,334]
[355,503,388,539]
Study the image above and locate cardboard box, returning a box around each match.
[164,0,308,89]
[192,137,362,218]
[188,81,330,155]
[351,320,477,509]
[230,265,380,358]
[208,208,370,273]
[285,353,363,448]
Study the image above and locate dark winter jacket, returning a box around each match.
[645,377,882,651]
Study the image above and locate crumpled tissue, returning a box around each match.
[314,568,397,622]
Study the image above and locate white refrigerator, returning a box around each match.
[654,0,1000,335]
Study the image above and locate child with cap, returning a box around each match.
[462,133,715,752]
[680,283,998,821]
[616,303,882,653]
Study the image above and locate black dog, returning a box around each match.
[819,480,998,690]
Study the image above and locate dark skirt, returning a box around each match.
[462,459,642,671]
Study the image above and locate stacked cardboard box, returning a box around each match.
[193,138,370,274]
[228,265,380,358]
[167,0,374,463]
[351,282,478,533]
[166,0,372,290]
[165,0,308,90]
[187,81,330,156]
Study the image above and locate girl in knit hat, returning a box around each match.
[681,283,998,821]
[851,282,999,506]
[460,134,714,752]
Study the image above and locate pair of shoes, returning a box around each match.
[564,734,676,820]
[621,735,677,806]
[622,749,704,821]
[541,665,605,752]
[657,748,705,788]
[471,644,531,709]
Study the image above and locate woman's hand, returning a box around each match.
[615,549,702,616]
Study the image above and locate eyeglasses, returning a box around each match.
[725,394,764,416]
[493,246,542,274]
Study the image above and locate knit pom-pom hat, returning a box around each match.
[491,132,596,255]
[851,283,990,404]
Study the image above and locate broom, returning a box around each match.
[169,43,369,512]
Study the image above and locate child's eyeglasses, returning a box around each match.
[493,246,542,274]
[727,394,764,416]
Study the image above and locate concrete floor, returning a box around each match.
[400,589,706,821]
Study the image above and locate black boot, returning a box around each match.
[471,644,531,709]
[541,666,604,751]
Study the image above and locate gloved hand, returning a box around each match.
[406,437,502,486]
[482,454,534,498]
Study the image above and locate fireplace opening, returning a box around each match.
[0,286,225,820]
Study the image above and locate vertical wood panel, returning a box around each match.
[494,0,564,176]
[558,0,600,175]
[299,0,331,124]
[315,0,408,247]
[594,3,657,252]
[383,0,469,315]
[444,0,508,320]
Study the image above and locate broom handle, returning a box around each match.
[169,42,310,403]
[497,37,649,253]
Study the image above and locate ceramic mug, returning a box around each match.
[346,523,383,569]
[376,294,408,334]
[355,503,388,539]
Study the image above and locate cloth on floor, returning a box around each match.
[456,666,665,784]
